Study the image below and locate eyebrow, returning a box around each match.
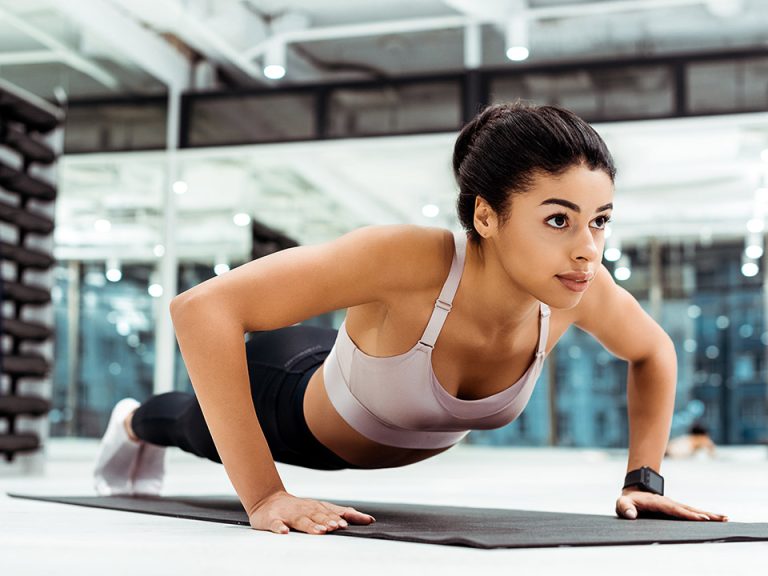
[540,198,613,213]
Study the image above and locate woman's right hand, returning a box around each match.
[248,490,376,535]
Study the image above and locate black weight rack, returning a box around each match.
[0,78,63,464]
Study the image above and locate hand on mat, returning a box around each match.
[616,487,728,522]
[248,490,376,535]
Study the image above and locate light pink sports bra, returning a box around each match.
[322,230,551,450]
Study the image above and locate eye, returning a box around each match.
[591,215,612,229]
[546,214,568,229]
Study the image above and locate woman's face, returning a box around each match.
[478,164,615,309]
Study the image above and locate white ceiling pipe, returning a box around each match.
[520,0,709,19]
[464,20,482,69]
[243,15,467,60]
[0,50,61,66]
[243,0,709,61]
[0,5,120,89]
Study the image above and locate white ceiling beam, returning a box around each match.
[244,0,709,60]
[62,0,191,90]
[243,15,466,61]
[171,15,265,81]
[531,0,708,19]
[0,50,59,66]
[0,6,120,90]
[109,0,270,85]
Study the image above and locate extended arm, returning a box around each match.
[169,224,433,534]
[573,265,726,521]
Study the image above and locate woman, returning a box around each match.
[93,102,728,535]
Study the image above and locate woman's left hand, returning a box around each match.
[615,487,728,522]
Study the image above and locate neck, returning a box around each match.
[458,235,540,336]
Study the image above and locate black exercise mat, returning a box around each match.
[8,493,768,549]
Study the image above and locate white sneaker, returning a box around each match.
[131,441,166,496]
[93,398,141,496]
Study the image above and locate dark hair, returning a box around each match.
[689,422,709,436]
[453,101,617,244]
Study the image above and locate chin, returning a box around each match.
[547,291,585,310]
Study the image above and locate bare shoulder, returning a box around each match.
[172,223,454,332]
[360,223,456,296]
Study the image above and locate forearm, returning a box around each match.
[625,340,677,475]
[171,296,285,515]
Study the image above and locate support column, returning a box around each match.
[649,238,663,320]
[462,20,484,123]
[64,261,80,436]
[153,87,181,394]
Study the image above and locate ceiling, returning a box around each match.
[1,1,767,265]
[0,0,766,98]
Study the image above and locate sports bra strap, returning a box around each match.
[536,303,551,357]
[419,231,467,348]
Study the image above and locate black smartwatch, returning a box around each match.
[623,466,664,496]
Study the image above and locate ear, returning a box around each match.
[473,196,497,239]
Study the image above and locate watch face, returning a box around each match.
[644,468,664,494]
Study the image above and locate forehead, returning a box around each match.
[521,165,614,207]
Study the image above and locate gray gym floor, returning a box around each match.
[1,441,765,575]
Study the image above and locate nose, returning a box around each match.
[572,225,599,263]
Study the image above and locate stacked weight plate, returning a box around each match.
[0,79,63,463]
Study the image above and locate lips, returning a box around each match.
[556,271,593,293]
[557,271,593,282]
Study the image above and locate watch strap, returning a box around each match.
[623,466,664,496]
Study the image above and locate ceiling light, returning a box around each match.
[745,231,764,259]
[421,204,440,218]
[614,255,631,281]
[153,244,165,258]
[264,40,286,80]
[614,266,631,281]
[173,180,188,195]
[604,247,621,262]
[741,261,759,277]
[505,15,529,62]
[106,258,122,282]
[745,245,763,259]
[233,213,251,226]
[94,219,111,233]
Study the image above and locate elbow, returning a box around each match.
[631,333,676,366]
[169,294,186,318]
[169,289,242,333]
[169,294,187,321]
[169,290,200,325]
[656,336,677,363]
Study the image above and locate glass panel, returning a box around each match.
[491,66,674,121]
[187,93,316,146]
[50,262,158,438]
[688,57,768,114]
[64,102,167,153]
[327,81,461,137]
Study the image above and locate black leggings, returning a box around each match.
[131,325,358,471]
